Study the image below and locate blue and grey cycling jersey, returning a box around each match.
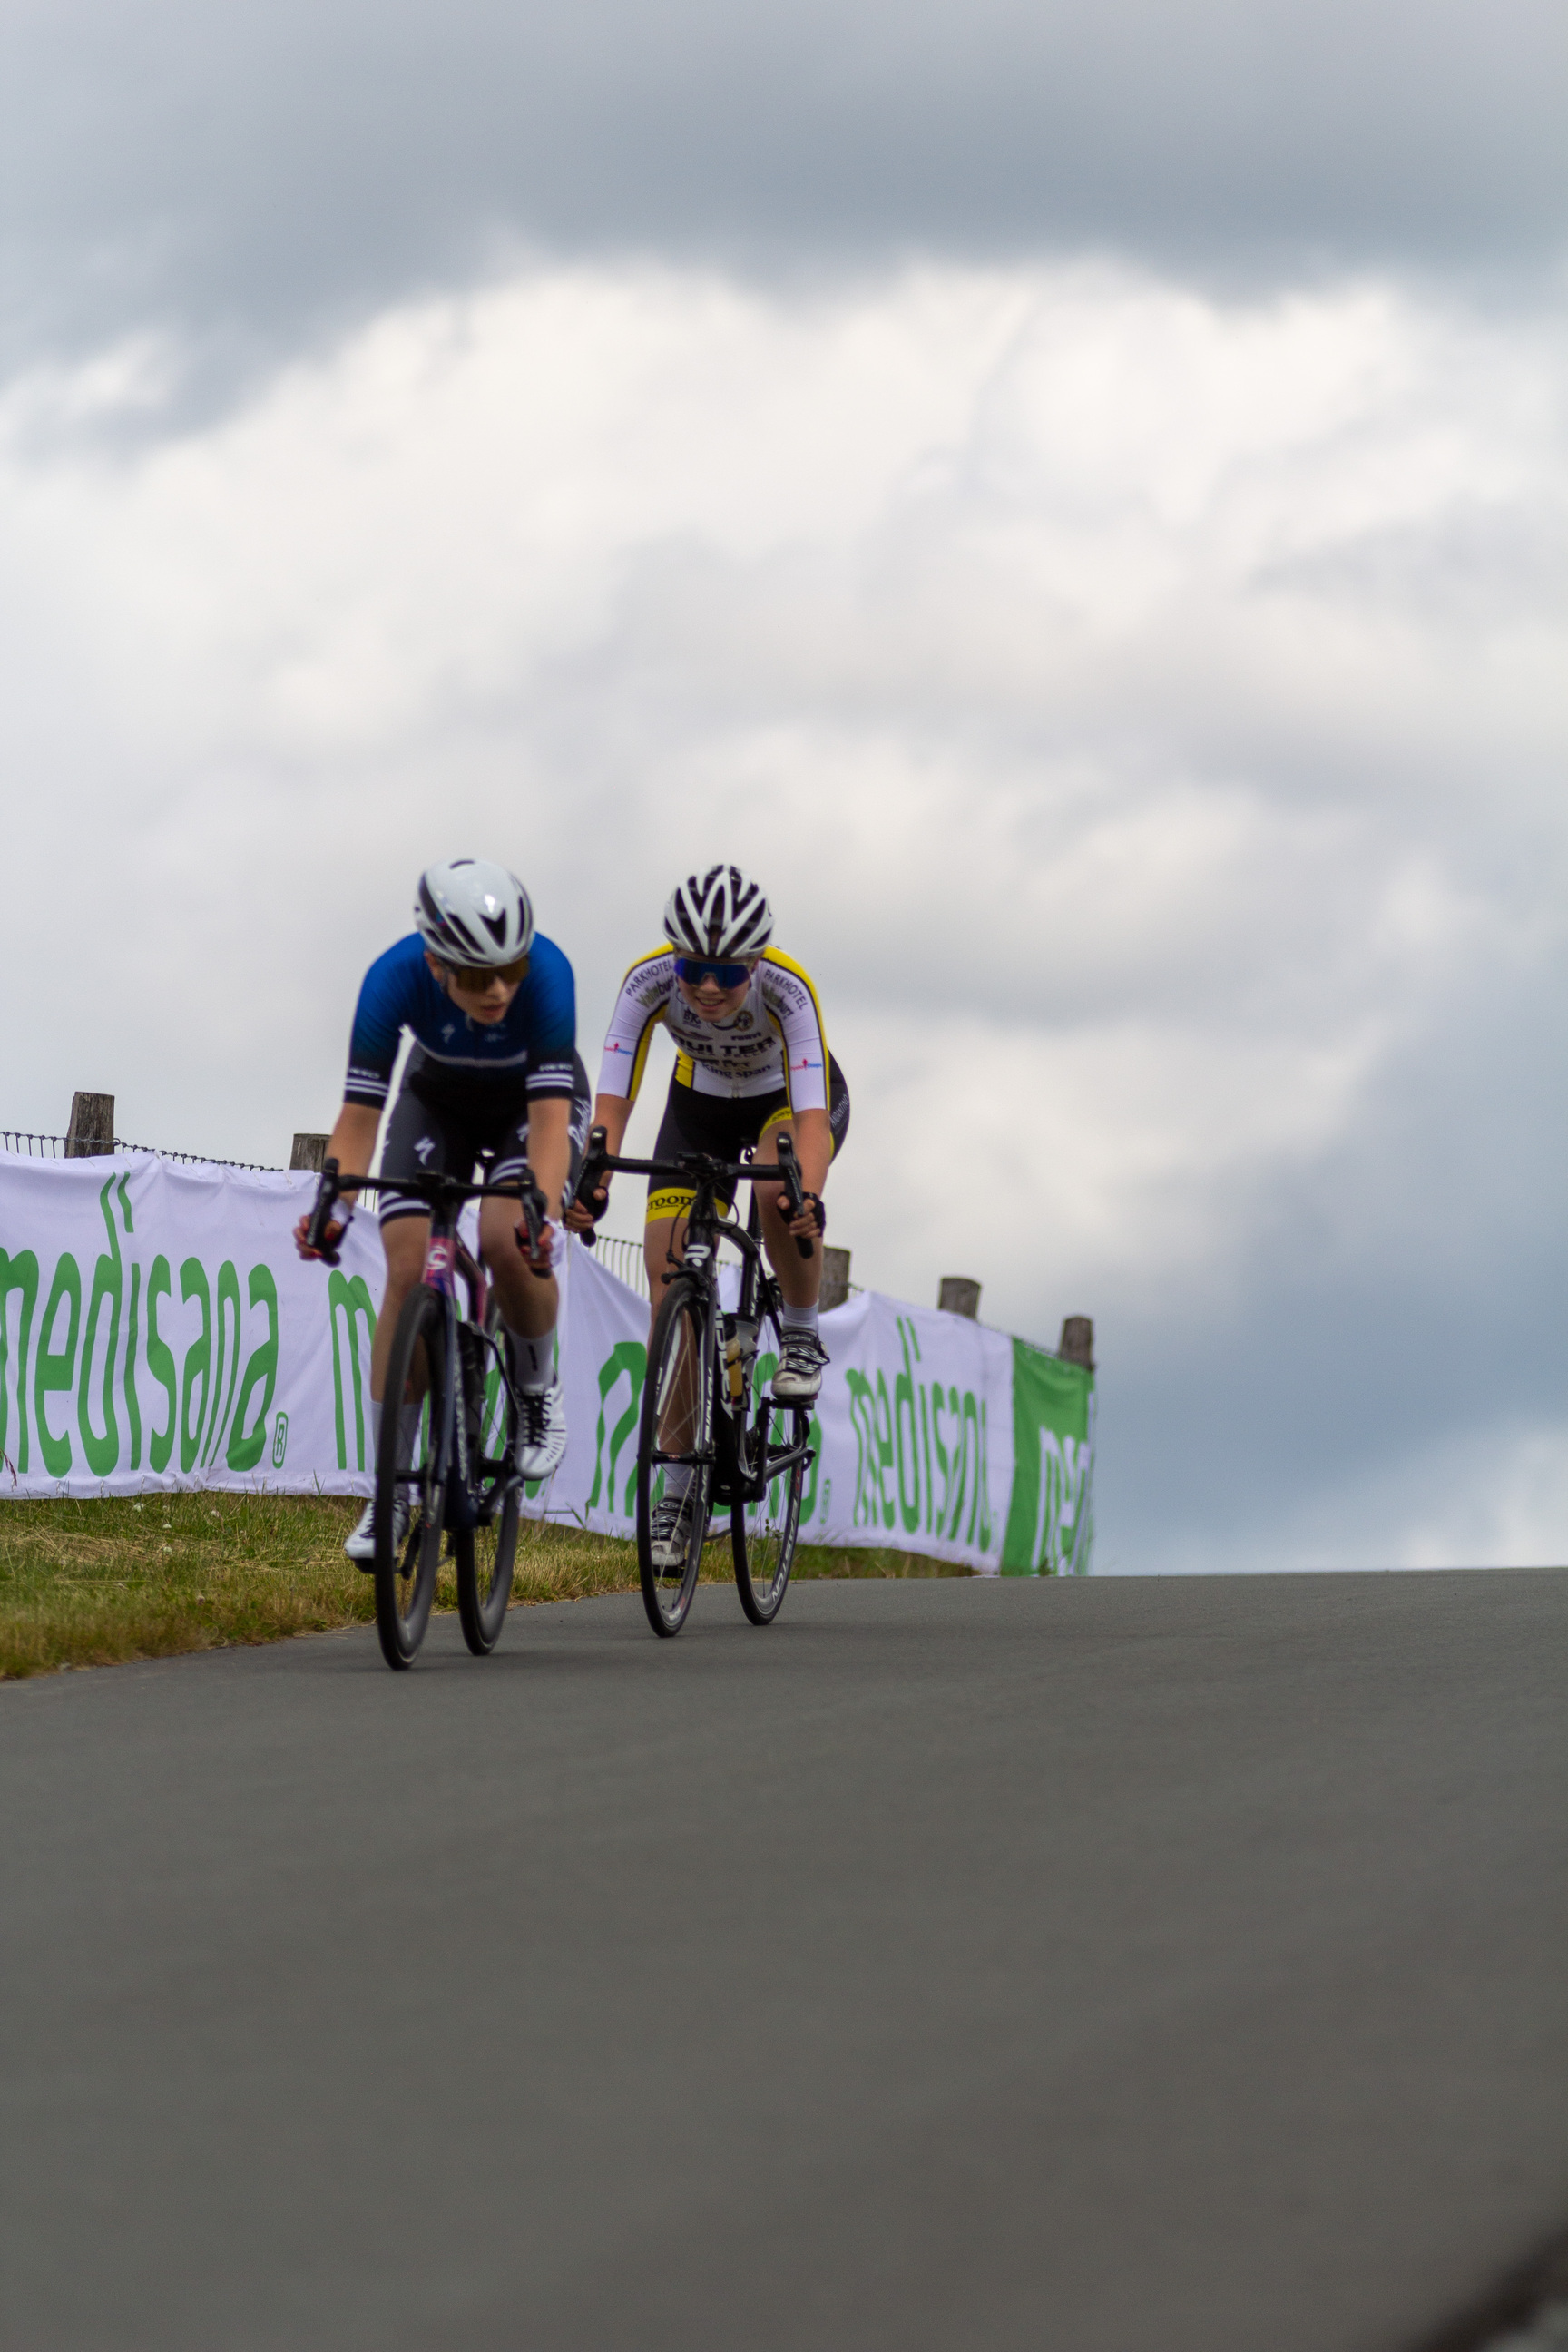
[344,932,577,1110]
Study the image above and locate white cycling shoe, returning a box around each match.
[649,1491,698,1572]
[649,1490,728,1568]
[771,1328,829,1403]
[513,1381,568,1482]
[344,1493,411,1570]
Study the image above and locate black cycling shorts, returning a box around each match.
[377,1047,592,1227]
[645,1056,850,1223]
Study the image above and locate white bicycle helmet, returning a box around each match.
[662,865,774,961]
[414,858,535,968]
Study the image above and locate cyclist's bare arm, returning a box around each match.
[323,1102,381,1194]
[473,1091,573,1293]
[523,1094,573,1224]
[292,1102,380,1259]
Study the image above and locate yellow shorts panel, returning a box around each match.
[756,1102,839,1159]
[645,1182,739,1225]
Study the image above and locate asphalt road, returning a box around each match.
[2,1571,1564,2352]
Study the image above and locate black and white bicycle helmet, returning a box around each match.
[662,865,774,960]
[414,858,535,968]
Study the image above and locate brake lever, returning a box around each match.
[305,1157,344,1267]
[573,1123,611,1250]
[772,1133,815,1260]
[516,1172,549,1267]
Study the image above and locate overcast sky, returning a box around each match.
[2,0,1563,1569]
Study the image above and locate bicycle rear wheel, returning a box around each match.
[456,1312,520,1656]
[375,1284,447,1671]
[636,1275,714,1637]
[732,1392,808,1625]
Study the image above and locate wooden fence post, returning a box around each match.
[290,1133,329,1172]
[938,1277,982,1319]
[65,1092,115,1159]
[819,1246,852,1312]
[1058,1316,1094,1369]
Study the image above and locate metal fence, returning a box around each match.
[2,1124,877,1323]
[574,1231,863,1309]
[583,1233,651,1299]
[0,1129,283,1173]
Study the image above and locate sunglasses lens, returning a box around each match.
[452,956,527,991]
[676,957,750,987]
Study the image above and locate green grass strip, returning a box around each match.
[0,1494,968,1679]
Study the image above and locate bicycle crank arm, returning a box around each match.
[765,1441,815,1477]
[734,1442,815,1502]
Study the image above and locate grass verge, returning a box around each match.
[0,1494,968,1679]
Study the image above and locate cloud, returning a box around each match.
[0,258,1563,1564]
[2,0,1564,379]
[1118,1421,1568,1576]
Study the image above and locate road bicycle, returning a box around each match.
[306,1159,547,1671]
[574,1125,818,1638]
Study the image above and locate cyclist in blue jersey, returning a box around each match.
[294,858,590,1563]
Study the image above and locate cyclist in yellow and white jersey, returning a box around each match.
[567,864,848,1561]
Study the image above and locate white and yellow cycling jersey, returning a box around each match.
[597,946,830,1113]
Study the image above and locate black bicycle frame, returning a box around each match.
[577,1140,817,1503]
[307,1158,540,1530]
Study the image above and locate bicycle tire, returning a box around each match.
[731,1363,808,1626]
[374,1284,448,1671]
[636,1274,714,1637]
[456,1312,521,1656]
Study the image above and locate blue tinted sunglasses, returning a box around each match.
[674,956,753,988]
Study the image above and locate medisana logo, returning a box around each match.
[0,1176,279,1480]
[587,1341,645,1518]
[843,1314,991,1552]
[1000,1340,1095,1575]
[328,1273,377,1472]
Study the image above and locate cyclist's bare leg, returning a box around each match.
[477,1196,558,1341]
[643,1207,704,1463]
[753,1112,831,1308]
[480,1093,571,1397]
[642,1207,689,1336]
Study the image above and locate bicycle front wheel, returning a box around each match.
[456,1312,520,1657]
[732,1398,808,1626]
[375,1284,448,1671]
[635,1275,714,1637]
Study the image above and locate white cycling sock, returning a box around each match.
[663,1464,694,1503]
[402,1402,423,1464]
[779,1303,819,1338]
[368,1398,381,1465]
[505,1325,556,1394]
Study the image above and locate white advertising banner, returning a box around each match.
[0,1152,1094,1573]
[0,1151,384,1498]
[557,1270,1018,1572]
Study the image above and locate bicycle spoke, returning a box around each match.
[374,1289,446,1670]
[636,1277,714,1635]
[731,1332,807,1625]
